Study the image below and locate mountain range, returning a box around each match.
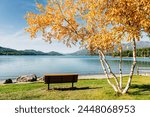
[0,47,63,55]
[69,41,150,55]
[0,41,149,55]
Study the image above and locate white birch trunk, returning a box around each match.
[119,49,123,89]
[122,39,137,94]
[98,50,119,92]
[98,50,121,92]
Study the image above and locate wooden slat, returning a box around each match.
[44,74,78,76]
[44,74,78,84]
[44,74,78,90]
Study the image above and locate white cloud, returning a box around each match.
[0,29,80,54]
[12,29,26,37]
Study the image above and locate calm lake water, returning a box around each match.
[0,55,150,80]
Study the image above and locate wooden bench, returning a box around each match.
[44,74,78,90]
[137,67,150,76]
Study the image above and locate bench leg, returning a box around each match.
[72,82,74,88]
[48,83,50,90]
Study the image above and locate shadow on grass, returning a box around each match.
[129,84,150,95]
[48,87,102,91]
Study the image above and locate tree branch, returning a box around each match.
[55,1,83,40]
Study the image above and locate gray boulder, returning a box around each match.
[4,79,13,84]
[16,74,37,82]
[37,76,44,81]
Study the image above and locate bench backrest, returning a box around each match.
[44,74,78,84]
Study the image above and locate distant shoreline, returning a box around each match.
[0,74,130,84]
[1,73,150,84]
[0,55,149,58]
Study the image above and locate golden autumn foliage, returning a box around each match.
[25,0,150,52]
[25,0,82,47]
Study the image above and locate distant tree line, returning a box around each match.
[113,48,150,57]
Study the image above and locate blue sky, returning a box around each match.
[0,0,149,53]
[0,0,79,53]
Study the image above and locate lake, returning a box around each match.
[0,55,150,80]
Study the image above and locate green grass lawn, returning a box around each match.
[0,75,150,100]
